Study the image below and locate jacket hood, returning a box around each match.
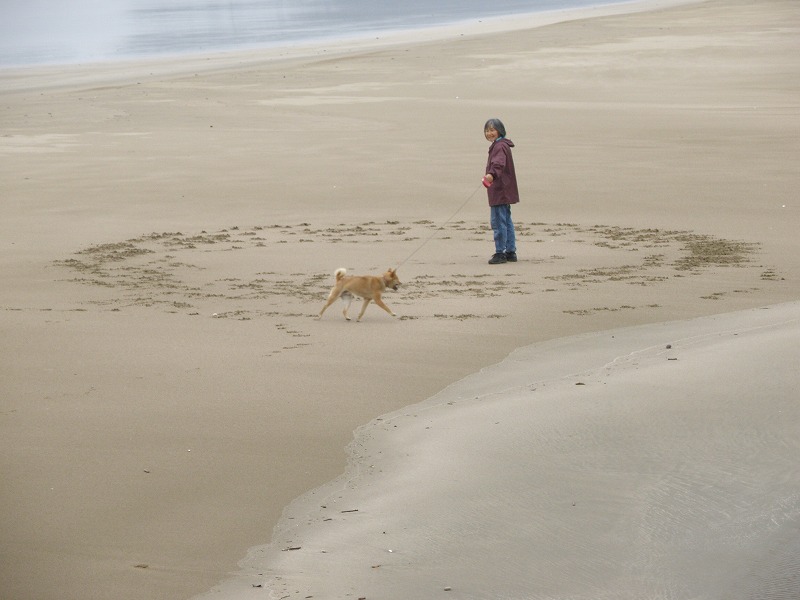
[493,137,515,148]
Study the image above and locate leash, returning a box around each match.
[395,182,484,269]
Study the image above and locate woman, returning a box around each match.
[483,118,520,264]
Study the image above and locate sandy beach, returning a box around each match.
[207,302,800,599]
[1,1,798,599]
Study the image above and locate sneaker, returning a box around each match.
[505,251,517,262]
[488,253,507,264]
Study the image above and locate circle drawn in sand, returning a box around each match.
[52,220,768,330]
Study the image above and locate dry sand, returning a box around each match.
[207,302,800,599]
[1,0,798,599]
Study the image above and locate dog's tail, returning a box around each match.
[334,267,347,281]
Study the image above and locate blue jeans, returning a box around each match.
[490,204,516,254]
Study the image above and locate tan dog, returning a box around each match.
[318,267,401,321]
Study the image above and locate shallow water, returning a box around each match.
[1,0,614,66]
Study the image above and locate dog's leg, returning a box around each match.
[356,298,372,322]
[372,296,396,318]
[342,294,353,321]
[318,288,342,319]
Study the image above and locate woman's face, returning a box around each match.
[484,126,499,142]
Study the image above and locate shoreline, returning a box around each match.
[1,0,798,599]
[0,0,696,91]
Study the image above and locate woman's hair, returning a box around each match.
[484,118,506,138]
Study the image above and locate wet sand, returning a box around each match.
[1,1,798,599]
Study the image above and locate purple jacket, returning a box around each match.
[485,137,520,206]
